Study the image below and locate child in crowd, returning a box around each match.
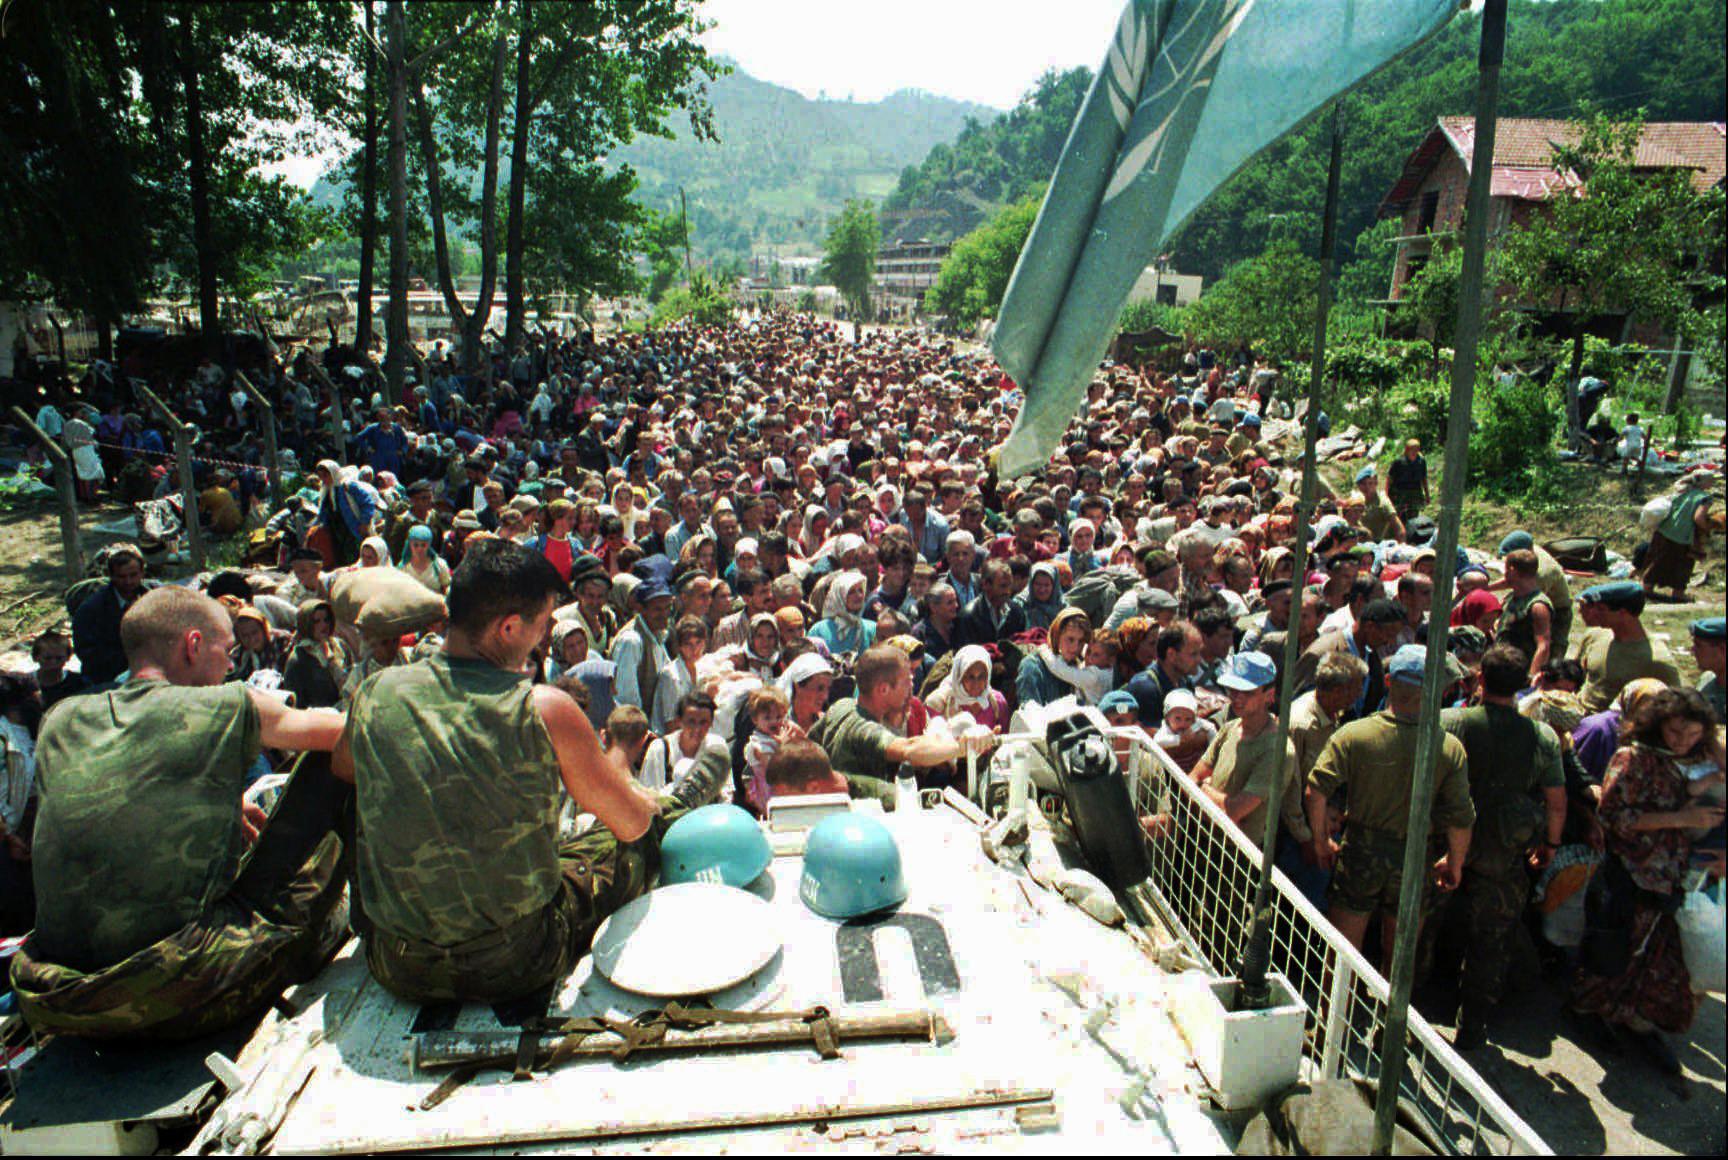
[740,686,790,816]
[1153,688,1215,774]
[1619,412,1645,472]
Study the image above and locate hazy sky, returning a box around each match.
[698,0,1124,109]
[268,0,1124,187]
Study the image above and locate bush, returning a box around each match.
[651,271,733,328]
[1119,297,1186,335]
[1470,374,1559,499]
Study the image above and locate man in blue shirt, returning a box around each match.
[1127,621,1204,729]
[353,408,409,477]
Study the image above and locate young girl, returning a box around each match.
[927,645,1010,733]
[1153,689,1215,775]
[739,686,790,817]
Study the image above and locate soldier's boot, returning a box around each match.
[1452,1002,1489,1052]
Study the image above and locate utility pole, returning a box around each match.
[1372,0,1508,1152]
[679,187,693,278]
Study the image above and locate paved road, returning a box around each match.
[1436,985,1725,1155]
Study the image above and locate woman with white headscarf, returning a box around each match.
[809,570,875,658]
[778,652,836,733]
[1015,561,1066,631]
[925,644,1009,733]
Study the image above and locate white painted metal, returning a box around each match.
[590,882,783,997]
[196,805,1235,1156]
[1169,973,1306,1111]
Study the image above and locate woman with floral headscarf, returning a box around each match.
[1115,616,1158,688]
[228,603,290,682]
[1016,608,1097,708]
[810,570,875,657]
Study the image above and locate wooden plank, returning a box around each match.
[234,371,285,510]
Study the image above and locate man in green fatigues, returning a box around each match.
[808,645,989,801]
[1568,581,1681,713]
[337,539,722,1005]
[1492,532,1573,659]
[1441,644,1567,1051]
[1194,651,1293,850]
[11,587,351,1040]
[1306,645,1476,967]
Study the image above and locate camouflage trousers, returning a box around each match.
[10,754,353,1041]
[1455,843,1530,1012]
[365,755,727,1006]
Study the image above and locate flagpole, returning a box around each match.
[1237,100,1344,1012]
[1371,0,1506,1153]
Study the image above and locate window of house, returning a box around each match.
[1417,190,1440,234]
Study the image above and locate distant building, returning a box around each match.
[1128,261,1203,307]
[1377,116,1726,303]
[874,240,950,301]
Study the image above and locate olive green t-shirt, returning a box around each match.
[349,654,562,947]
[31,680,259,971]
[1202,718,1295,850]
[1568,628,1682,713]
[808,698,901,784]
[1307,710,1475,838]
[1361,495,1400,542]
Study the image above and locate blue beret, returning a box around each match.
[1388,644,1429,684]
[1240,413,1262,427]
[1580,580,1645,610]
[1498,531,1534,555]
[1099,690,1139,714]
[1354,465,1376,484]
[1691,616,1726,640]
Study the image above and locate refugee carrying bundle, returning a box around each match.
[1063,565,1140,624]
[330,566,445,637]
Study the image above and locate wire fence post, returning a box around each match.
[136,384,207,573]
[305,361,347,464]
[10,407,84,586]
[1373,0,1507,1152]
[234,371,285,511]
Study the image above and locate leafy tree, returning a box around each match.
[923,197,1039,328]
[1180,241,1319,360]
[820,200,879,318]
[638,207,690,303]
[1498,111,1725,434]
[651,269,732,327]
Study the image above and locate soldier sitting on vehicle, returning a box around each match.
[11,587,352,1040]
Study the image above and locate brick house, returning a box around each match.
[1377,117,1726,306]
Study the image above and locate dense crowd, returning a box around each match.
[2,309,1722,1069]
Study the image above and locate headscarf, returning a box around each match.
[1616,677,1670,718]
[1448,587,1502,629]
[1258,545,1293,588]
[744,612,780,674]
[1016,560,1066,629]
[229,604,279,681]
[774,606,807,635]
[399,523,435,568]
[359,535,391,569]
[549,620,585,670]
[822,570,867,628]
[1116,616,1154,684]
[944,644,995,712]
[776,652,834,699]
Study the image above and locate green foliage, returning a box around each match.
[923,197,1039,327]
[1335,218,1401,307]
[882,68,1088,243]
[1181,241,1318,360]
[1119,298,1187,336]
[885,0,1725,283]
[651,270,733,328]
[639,207,691,303]
[796,289,819,313]
[1470,374,1561,500]
[1499,111,1726,343]
[821,200,880,317]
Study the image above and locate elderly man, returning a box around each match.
[13,587,350,1039]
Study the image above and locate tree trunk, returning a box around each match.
[355,0,379,357]
[413,83,470,336]
[504,0,533,352]
[177,8,220,357]
[97,314,113,362]
[464,31,509,373]
[383,0,410,401]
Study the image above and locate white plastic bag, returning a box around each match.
[1638,493,1672,535]
[1677,889,1726,995]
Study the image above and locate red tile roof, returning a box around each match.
[1380,117,1726,216]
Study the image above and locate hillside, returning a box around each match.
[613,66,997,259]
[881,0,1727,282]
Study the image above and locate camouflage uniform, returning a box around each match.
[11,683,348,1040]
[348,654,725,1005]
[1441,703,1563,1022]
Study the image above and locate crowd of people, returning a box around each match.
[0,309,1722,1077]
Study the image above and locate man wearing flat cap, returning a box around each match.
[1691,617,1726,724]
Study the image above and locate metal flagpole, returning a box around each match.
[1371,0,1507,1151]
[1238,101,1345,1010]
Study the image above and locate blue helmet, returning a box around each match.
[659,804,772,888]
[799,813,908,919]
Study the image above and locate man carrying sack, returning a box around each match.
[337,539,722,1005]
[11,588,352,1040]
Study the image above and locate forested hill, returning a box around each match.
[611,64,997,258]
[880,0,1726,282]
